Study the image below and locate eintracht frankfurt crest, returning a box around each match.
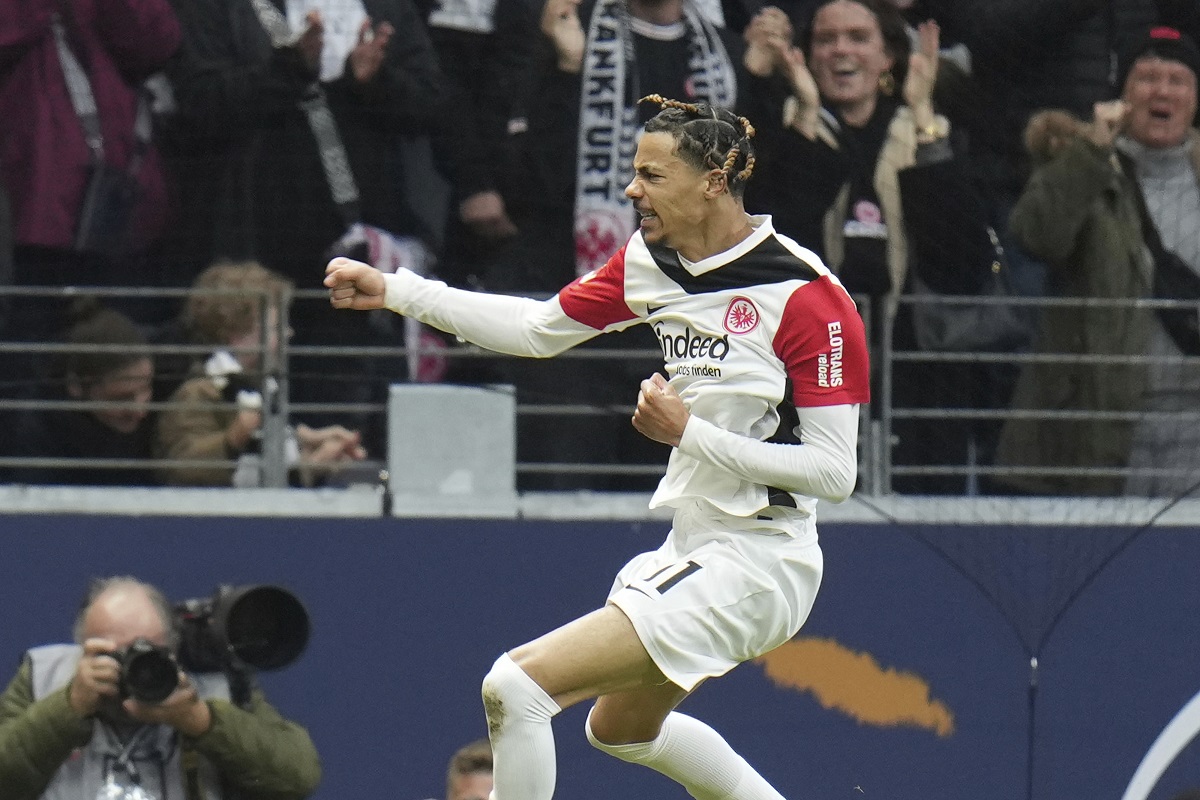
[723,296,760,334]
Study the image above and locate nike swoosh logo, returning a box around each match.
[646,304,666,315]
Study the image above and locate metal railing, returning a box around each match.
[2,284,1199,497]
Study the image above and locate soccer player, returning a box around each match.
[325,95,869,800]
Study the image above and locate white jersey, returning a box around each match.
[382,215,870,518]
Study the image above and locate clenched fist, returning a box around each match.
[325,258,386,311]
[632,372,689,447]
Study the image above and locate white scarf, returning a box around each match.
[572,0,736,276]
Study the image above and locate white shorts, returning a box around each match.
[607,500,823,692]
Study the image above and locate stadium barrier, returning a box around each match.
[2,285,1199,499]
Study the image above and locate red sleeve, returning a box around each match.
[556,246,639,331]
[773,277,871,406]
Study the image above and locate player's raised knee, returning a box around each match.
[481,653,561,739]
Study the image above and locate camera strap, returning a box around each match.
[108,725,152,784]
[95,725,160,800]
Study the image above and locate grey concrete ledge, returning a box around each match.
[3,485,1200,528]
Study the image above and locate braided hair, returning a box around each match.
[640,95,756,198]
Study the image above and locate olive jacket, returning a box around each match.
[154,372,241,487]
[996,110,1200,494]
[0,652,321,800]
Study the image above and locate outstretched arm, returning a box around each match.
[324,258,601,357]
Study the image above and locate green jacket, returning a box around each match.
[996,111,1200,494]
[0,654,321,800]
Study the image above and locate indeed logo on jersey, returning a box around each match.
[654,324,730,362]
[818,321,844,388]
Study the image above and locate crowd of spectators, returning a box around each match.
[1,0,1199,495]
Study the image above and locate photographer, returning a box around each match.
[0,576,321,800]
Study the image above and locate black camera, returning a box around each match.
[105,585,309,706]
[113,638,179,704]
[175,584,310,674]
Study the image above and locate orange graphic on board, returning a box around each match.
[754,637,955,737]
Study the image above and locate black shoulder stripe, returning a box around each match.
[648,236,822,294]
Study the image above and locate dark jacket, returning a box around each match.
[154,366,241,486]
[939,0,1185,196]
[996,111,1200,495]
[162,0,448,284]
[741,96,990,308]
[0,652,321,800]
[10,402,158,487]
[483,0,744,292]
[0,0,179,254]
[427,0,539,202]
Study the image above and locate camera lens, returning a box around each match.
[121,640,178,704]
[222,585,309,670]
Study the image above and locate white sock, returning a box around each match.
[482,653,562,800]
[586,709,787,800]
